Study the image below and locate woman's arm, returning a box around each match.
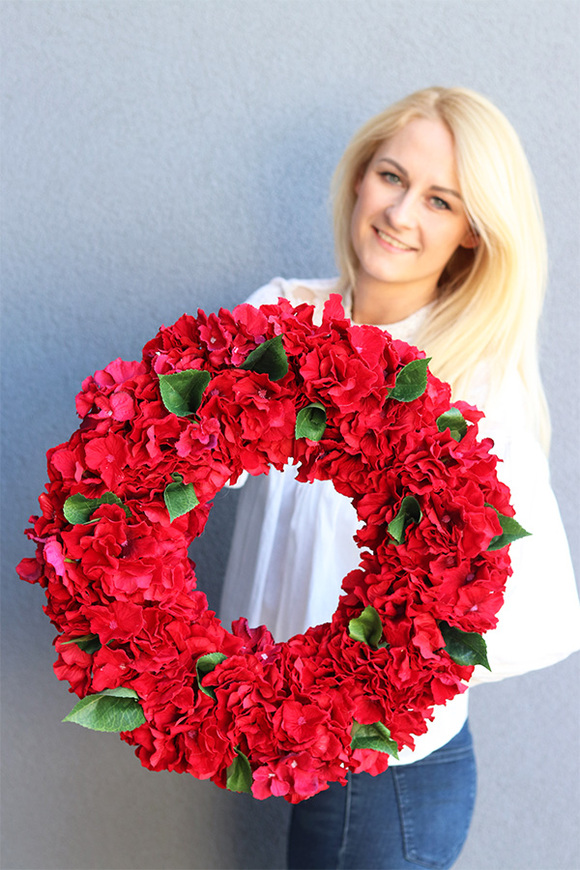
[468,369,580,683]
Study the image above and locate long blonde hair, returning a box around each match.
[332,86,550,450]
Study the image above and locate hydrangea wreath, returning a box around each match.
[17,295,528,803]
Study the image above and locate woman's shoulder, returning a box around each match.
[243,277,342,313]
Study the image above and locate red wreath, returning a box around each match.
[17,295,527,803]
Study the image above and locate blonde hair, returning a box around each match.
[332,86,550,450]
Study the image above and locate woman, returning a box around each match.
[220,87,580,869]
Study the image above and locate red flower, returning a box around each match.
[84,434,130,490]
[252,752,342,802]
[92,645,136,692]
[87,600,145,644]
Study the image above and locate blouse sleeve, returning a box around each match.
[467,369,580,684]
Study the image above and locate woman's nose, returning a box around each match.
[385,190,418,228]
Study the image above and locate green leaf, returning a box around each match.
[226,748,253,793]
[239,335,288,381]
[486,506,531,550]
[158,369,211,417]
[196,652,227,701]
[388,496,422,545]
[63,492,130,525]
[439,620,490,670]
[348,606,384,649]
[61,634,102,654]
[388,358,431,402]
[62,687,146,732]
[295,402,327,441]
[351,721,399,759]
[436,407,468,442]
[163,474,199,522]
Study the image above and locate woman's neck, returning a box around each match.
[351,276,438,325]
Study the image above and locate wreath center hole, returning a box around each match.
[217,469,361,643]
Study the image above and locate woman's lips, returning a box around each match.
[374,227,416,251]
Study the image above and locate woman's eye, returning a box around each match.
[430,196,450,210]
[380,171,401,184]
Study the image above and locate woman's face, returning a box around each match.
[350,117,477,309]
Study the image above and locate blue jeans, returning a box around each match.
[287,721,476,870]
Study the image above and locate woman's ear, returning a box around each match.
[460,227,480,249]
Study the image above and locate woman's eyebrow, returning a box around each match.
[377,157,463,201]
[376,157,409,178]
[431,184,463,201]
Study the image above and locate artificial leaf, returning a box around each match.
[348,606,384,649]
[388,496,422,544]
[295,402,327,441]
[436,407,468,442]
[63,491,130,525]
[351,721,399,759]
[439,620,491,670]
[62,687,146,732]
[388,358,431,402]
[226,748,253,793]
[158,369,211,417]
[163,474,199,522]
[486,507,531,550]
[61,634,102,654]
[196,652,227,700]
[239,335,288,381]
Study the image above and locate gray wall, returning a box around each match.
[1,2,578,868]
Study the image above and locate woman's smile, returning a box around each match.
[373,226,418,252]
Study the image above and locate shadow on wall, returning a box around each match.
[220,789,290,870]
[191,487,241,615]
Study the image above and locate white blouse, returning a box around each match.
[220,277,580,764]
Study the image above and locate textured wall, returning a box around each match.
[1,2,578,868]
